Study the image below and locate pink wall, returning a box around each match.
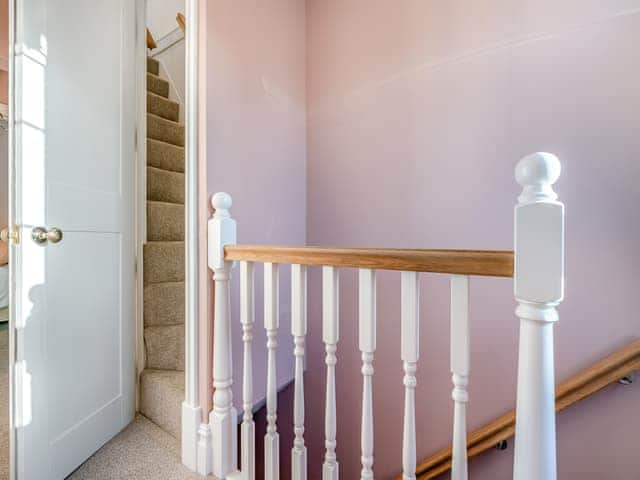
[205,0,307,412]
[306,1,640,479]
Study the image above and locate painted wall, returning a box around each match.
[146,0,184,41]
[0,0,7,229]
[306,1,640,479]
[205,0,307,415]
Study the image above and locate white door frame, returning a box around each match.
[182,0,204,472]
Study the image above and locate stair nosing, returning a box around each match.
[147,112,183,127]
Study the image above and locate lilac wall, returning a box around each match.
[206,0,307,410]
[306,2,640,479]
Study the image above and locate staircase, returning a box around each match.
[139,57,185,440]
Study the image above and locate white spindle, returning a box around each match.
[264,262,280,480]
[401,271,419,480]
[322,266,340,480]
[359,269,376,480]
[450,275,470,480]
[208,193,238,478]
[291,264,308,480]
[513,153,564,480]
[240,261,255,480]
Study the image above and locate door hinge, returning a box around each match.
[14,361,32,428]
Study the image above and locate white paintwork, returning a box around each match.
[208,193,238,479]
[135,0,147,404]
[358,269,376,480]
[291,264,308,480]
[240,261,256,480]
[322,266,339,480]
[264,262,280,480]
[513,153,564,480]
[146,0,185,39]
[401,271,419,480]
[12,1,137,478]
[450,275,470,480]
[183,0,202,471]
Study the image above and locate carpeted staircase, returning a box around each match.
[140,57,185,440]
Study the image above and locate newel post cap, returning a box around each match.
[208,192,236,270]
[212,192,233,216]
[515,152,561,203]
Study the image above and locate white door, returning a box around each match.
[10,1,137,478]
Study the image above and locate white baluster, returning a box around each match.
[323,266,340,480]
[450,275,470,480]
[513,153,564,480]
[240,261,255,480]
[359,269,376,480]
[264,262,280,480]
[291,264,308,480]
[208,192,238,478]
[401,271,419,480]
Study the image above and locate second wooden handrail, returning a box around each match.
[408,338,640,479]
[224,245,514,278]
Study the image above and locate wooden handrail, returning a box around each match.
[224,245,513,277]
[176,12,186,33]
[146,28,157,50]
[408,338,640,480]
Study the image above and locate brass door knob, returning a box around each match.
[31,227,63,245]
[0,226,19,244]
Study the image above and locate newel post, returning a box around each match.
[208,192,238,478]
[513,153,564,480]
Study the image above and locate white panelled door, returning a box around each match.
[11,1,137,478]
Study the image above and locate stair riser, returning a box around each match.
[148,114,184,147]
[147,202,184,241]
[139,371,183,440]
[147,167,184,204]
[147,73,169,98]
[147,93,179,122]
[144,282,185,327]
[147,139,184,173]
[145,325,184,371]
[147,58,160,75]
[144,242,184,284]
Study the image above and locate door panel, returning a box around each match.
[12,1,137,478]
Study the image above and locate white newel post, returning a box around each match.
[208,192,238,479]
[513,153,564,480]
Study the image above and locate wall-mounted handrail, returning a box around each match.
[224,245,514,278]
[177,12,186,33]
[409,338,640,480]
[146,28,157,50]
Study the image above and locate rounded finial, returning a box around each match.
[515,152,561,187]
[211,192,232,211]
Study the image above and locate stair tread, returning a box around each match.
[147,167,185,205]
[147,113,184,147]
[147,57,160,75]
[144,325,184,371]
[147,138,185,173]
[147,92,179,122]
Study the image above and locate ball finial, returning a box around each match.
[515,152,561,187]
[211,192,232,211]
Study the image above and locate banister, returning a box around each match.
[224,245,514,278]
[177,12,186,33]
[146,28,157,50]
[408,338,640,480]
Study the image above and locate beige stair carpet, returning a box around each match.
[139,55,186,441]
[68,415,213,479]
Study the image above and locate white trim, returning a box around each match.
[183,0,202,473]
[149,26,185,56]
[134,0,147,407]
